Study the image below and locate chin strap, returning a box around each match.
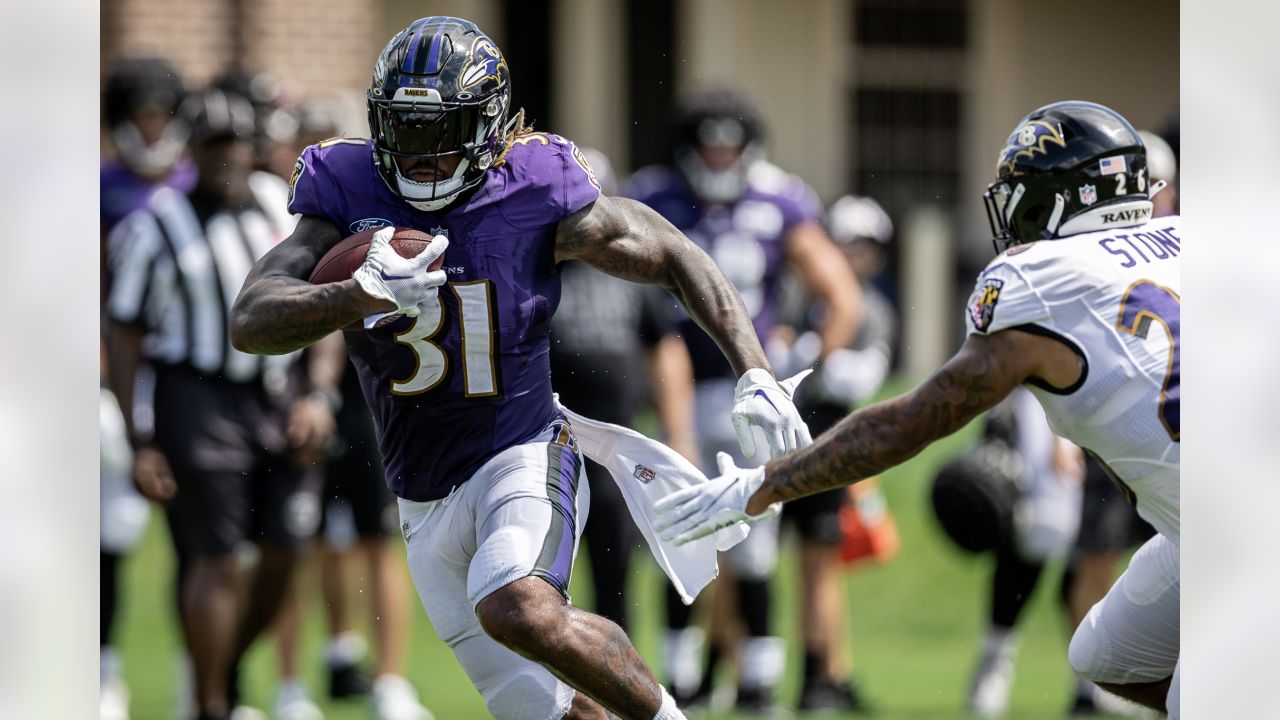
[1147,179,1169,199]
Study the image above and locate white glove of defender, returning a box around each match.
[654,452,780,546]
[731,368,814,460]
[352,227,449,322]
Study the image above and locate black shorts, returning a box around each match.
[1075,455,1156,553]
[781,400,851,545]
[320,373,398,539]
[153,365,321,557]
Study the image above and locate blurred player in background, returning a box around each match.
[232,17,811,720]
[100,55,195,720]
[265,98,435,720]
[550,147,699,632]
[101,57,196,234]
[929,389,1084,717]
[772,194,900,713]
[626,86,860,713]
[657,101,1183,718]
[106,88,332,720]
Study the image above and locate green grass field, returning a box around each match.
[116,393,1117,720]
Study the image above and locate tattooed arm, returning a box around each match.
[744,328,1083,514]
[555,195,771,376]
[230,215,395,355]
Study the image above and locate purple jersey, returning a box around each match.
[100,159,197,232]
[288,133,600,500]
[625,162,821,380]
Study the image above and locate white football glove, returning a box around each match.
[352,227,448,322]
[731,368,814,460]
[654,452,780,546]
[812,345,892,407]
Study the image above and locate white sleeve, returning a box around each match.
[106,211,165,327]
[964,260,1051,335]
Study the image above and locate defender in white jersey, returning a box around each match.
[653,101,1182,717]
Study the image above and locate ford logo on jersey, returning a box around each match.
[350,217,393,233]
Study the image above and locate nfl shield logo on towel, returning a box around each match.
[633,464,656,484]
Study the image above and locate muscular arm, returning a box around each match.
[230,215,394,355]
[555,195,771,376]
[785,222,861,357]
[745,328,1082,514]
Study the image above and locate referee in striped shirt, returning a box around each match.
[105,87,333,720]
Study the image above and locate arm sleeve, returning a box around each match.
[105,211,164,329]
[964,260,1052,335]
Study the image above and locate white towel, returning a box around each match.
[557,400,748,604]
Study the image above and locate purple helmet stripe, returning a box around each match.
[424,25,445,74]
[399,16,437,75]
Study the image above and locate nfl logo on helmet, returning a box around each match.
[1078,184,1097,206]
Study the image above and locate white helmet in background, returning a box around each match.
[1138,130,1177,184]
[826,195,893,247]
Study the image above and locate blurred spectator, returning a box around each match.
[102,57,196,232]
[957,389,1085,712]
[626,85,861,713]
[212,69,301,175]
[549,147,699,634]
[100,54,195,720]
[105,87,329,720]
[771,194,900,713]
[266,100,434,720]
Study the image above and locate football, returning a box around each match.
[308,227,444,285]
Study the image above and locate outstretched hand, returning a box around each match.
[654,452,780,546]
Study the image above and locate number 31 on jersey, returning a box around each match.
[390,281,499,397]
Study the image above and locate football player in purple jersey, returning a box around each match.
[231,17,808,720]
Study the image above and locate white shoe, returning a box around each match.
[230,706,269,720]
[100,678,130,720]
[968,643,1017,717]
[371,675,434,720]
[275,681,324,720]
[100,648,131,720]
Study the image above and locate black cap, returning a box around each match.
[179,88,256,144]
[104,56,186,128]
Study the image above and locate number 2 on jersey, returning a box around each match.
[1115,280,1179,440]
[390,281,498,397]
